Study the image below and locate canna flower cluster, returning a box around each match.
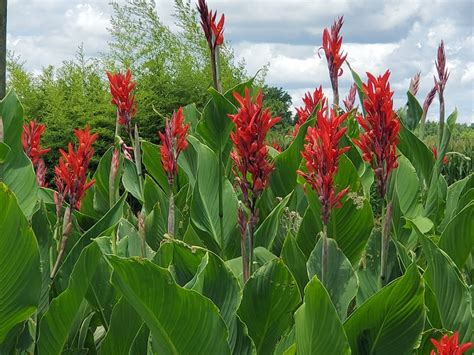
[54,126,97,210]
[293,86,326,137]
[423,84,438,116]
[353,70,400,199]
[435,41,450,93]
[320,16,347,105]
[22,120,50,166]
[229,88,280,204]
[409,71,421,96]
[197,0,225,51]
[343,84,357,112]
[22,120,51,187]
[431,332,472,355]
[298,104,350,225]
[158,107,189,184]
[106,69,137,129]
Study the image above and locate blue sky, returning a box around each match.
[7,0,473,123]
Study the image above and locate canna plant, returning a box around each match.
[0,3,472,355]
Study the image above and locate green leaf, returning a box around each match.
[38,242,102,355]
[415,227,472,344]
[0,184,41,344]
[270,117,315,197]
[346,61,366,116]
[0,141,10,163]
[440,174,473,231]
[404,91,423,130]
[190,140,239,258]
[254,193,291,249]
[100,297,143,355]
[141,140,170,193]
[295,276,351,355]
[307,238,358,321]
[344,264,425,354]
[182,103,200,132]
[0,91,38,217]
[281,233,309,295]
[238,259,301,355]
[395,156,423,218]
[92,147,123,214]
[398,122,434,187]
[438,202,474,268]
[108,256,231,354]
[122,158,143,201]
[226,247,277,284]
[196,88,236,153]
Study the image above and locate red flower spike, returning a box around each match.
[36,158,48,187]
[353,70,400,199]
[297,106,350,225]
[54,126,98,210]
[320,16,347,102]
[158,107,189,184]
[435,41,450,93]
[409,71,421,97]
[423,83,438,116]
[228,88,280,204]
[22,120,51,166]
[430,332,472,355]
[106,69,137,128]
[293,86,326,137]
[343,83,357,112]
[197,0,225,50]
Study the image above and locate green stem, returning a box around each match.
[167,188,175,237]
[380,201,393,284]
[50,206,73,279]
[438,91,445,148]
[419,111,427,139]
[321,224,328,285]
[129,125,144,196]
[218,148,224,250]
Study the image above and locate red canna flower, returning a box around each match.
[343,83,357,112]
[320,16,347,105]
[22,120,51,166]
[431,146,449,166]
[430,332,472,355]
[298,104,350,225]
[36,159,48,187]
[106,69,137,129]
[197,0,225,50]
[228,88,280,205]
[353,70,400,199]
[158,107,189,184]
[293,86,326,137]
[423,83,438,116]
[409,71,421,96]
[54,126,97,210]
[435,41,450,94]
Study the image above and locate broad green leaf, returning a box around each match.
[224,77,255,106]
[415,227,472,344]
[404,91,423,130]
[438,202,474,268]
[0,184,41,344]
[398,122,434,187]
[0,141,10,163]
[238,259,301,355]
[295,276,351,355]
[190,140,239,258]
[254,193,291,249]
[187,250,254,354]
[0,91,38,217]
[346,61,366,116]
[395,156,423,218]
[100,297,143,355]
[196,88,236,153]
[141,140,170,193]
[440,174,473,231]
[38,242,102,355]
[122,158,143,201]
[226,247,277,284]
[182,103,200,132]
[307,238,358,321]
[92,147,123,215]
[344,264,425,354]
[270,117,315,197]
[274,327,295,355]
[108,256,231,354]
[281,233,309,295]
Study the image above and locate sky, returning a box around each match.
[6,0,474,123]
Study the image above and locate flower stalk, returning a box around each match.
[435,41,449,147]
